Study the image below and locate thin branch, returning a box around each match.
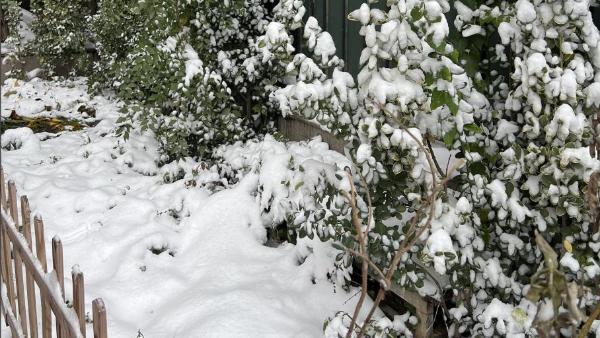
[426,137,445,177]
[578,301,600,338]
[341,245,386,282]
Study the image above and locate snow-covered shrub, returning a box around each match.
[268,0,600,336]
[29,0,91,75]
[1,0,25,78]
[445,0,600,335]
[93,0,305,160]
[116,29,254,162]
[88,0,145,90]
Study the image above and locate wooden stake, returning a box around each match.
[34,217,51,338]
[21,196,38,338]
[52,237,65,338]
[1,217,16,316]
[92,299,107,338]
[14,248,29,336]
[0,166,6,210]
[72,268,86,337]
[7,181,18,225]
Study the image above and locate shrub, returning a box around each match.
[267,0,600,336]
[93,0,295,160]
[29,0,91,75]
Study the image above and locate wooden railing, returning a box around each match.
[0,166,107,338]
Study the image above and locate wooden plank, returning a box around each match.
[0,214,12,324]
[21,196,38,338]
[52,237,66,338]
[0,166,6,210]
[92,299,107,338]
[34,216,51,338]
[1,215,17,316]
[72,269,86,337]
[13,247,29,336]
[1,211,81,338]
[8,181,18,225]
[52,237,65,299]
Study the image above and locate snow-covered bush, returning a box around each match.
[89,0,145,89]
[116,29,254,162]
[93,0,303,160]
[29,0,91,74]
[1,0,25,78]
[267,0,600,336]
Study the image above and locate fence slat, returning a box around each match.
[0,166,6,209]
[92,299,107,338]
[34,216,52,338]
[52,237,66,338]
[14,248,29,336]
[21,196,38,338]
[73,269,86,337]
[1,216,17,317]
[8,181,18,225]
[52,237,65,298]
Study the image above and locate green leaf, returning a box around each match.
[463,123,481,134]
[439,67,452,81]
[431,89,458,114]
[410,6,423,21]
[443,127,458,148]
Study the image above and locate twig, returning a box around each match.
[578,302,600,338]
[426,138,445,177]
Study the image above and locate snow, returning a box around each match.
[356,144,372,163]
[526,53,547,76]
[1,78,370,337]
[516,0,537,23]
[183,44,204,87]
[1,127,41,152]
[425,229,456,275]
[559,252,580,273]
[546,104,586,142]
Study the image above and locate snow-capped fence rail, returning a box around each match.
[0,167,107,338]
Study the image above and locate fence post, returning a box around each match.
[8,182,28,336]
[72,268,86,337]
[2,198,17,318]
[21,196,38,338]
[14,242,28,336]
[0,166,6,209]
[8,181,18,225]
[34,216,51,338]
[92,299,107,338]
[52,237,65,338]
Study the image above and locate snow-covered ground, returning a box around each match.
[1,78,371,337]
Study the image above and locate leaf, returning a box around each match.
[431,89,457,114]
[563,239,573,253]
[410,6,423,21]
[443,127,458,148]
[439,67,452,81]
[463,123,481,134]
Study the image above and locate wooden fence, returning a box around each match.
[0,166,107,338]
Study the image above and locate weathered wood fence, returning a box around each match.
[0,166,107,338]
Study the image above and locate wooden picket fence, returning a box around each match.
[0,166,107,338]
